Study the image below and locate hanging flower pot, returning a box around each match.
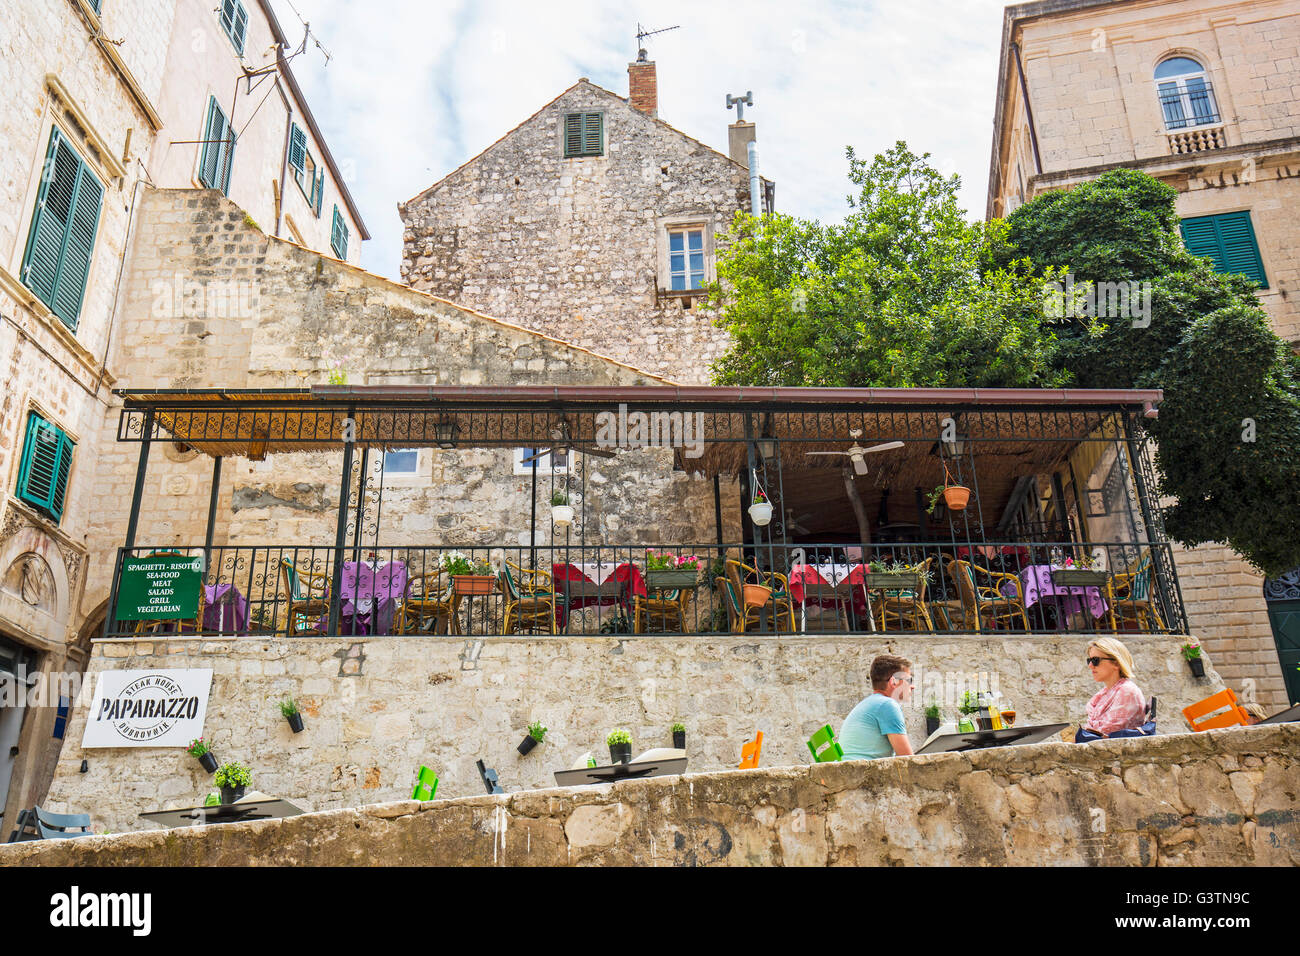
[518,720,546,755]
[280,698,305,734]
[1188,657,1205,678]
[199,752,219,773]
[671,724,686,750]
[214,761,251,805]
[743,583,773,609]
[186,738,218,773]
[748,501,773,526]
[551,504,574,528]
[943,485,971,510]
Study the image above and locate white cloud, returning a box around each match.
[270,0,1011,279]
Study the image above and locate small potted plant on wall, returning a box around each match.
[214,761,252,804]
[551,490,574,529]
[442,550,496,595]
[186,738,219,773]
[280,697,305,734]
[748,489,773,527]
[519,719,547,755]
[671,722,686,750]
[607,728,632,765]
[1181,637,1205,678]
[924,702,943,737]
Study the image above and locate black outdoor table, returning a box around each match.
[1259,703,1300,724]
[139,797,304,828]
[554,756,687,787]
[916,722,1071,755]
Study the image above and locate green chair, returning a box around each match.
[412,765,438,801]
[807,724,843,763]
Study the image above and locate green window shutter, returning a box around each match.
[1180,212,1268,289]
[564,113,583,156]
[20,127,102,331]
[312,168,324,215]
[219,0,247,55]
[331,205,348,259]
[288,124,306,175]
[199,98,235,194]
[563,112,604,157]
[16,413,75,522]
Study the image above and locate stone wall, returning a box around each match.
[42,630,1224,834]
[13,724,1297,866]
[400,80,756,384]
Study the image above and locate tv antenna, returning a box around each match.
[635,22,679,60]
[726,91,753,122]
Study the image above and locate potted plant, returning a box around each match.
[214,761,251,804]
[748,489,773,527]
[929,464,970,512]
[606,728,632,764]
[645,551,701,590]
[519,719,547,755]
[671,722,686,750]
[924,702,943,737]
[1050,551,1109,588]
[442,550,496,595]
[550,490,574,529]
[1181,638,1205,678]
[863,561,925,591]
[280,697,305,734]
[186,738,219,774]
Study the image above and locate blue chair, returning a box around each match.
[477,759,504,794]
[6,808,41,843]
[34,806,93,839]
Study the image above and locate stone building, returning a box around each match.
[0,0,366,826]
[399,57,772,384]
[987,0,1300,707]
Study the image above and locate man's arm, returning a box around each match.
[887,733,913,756]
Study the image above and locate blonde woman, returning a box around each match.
[1082,637,1147,736]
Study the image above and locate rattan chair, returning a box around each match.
[1108,551,1166,633]
[279,558,332,635]
[876,557,935,631]
[633,586,690,633]
[500,561,557,635]
[724,550,796,632]
[397,569,459,635]
[945,557,1030,631]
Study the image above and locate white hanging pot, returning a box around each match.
[552,505,574,528]
[748,502,773,527]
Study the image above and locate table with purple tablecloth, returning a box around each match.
[1004,565,1107,629]
[203,583,249,634]
[337,561,407,635]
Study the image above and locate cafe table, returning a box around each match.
[1259,703,1300,724]
[338,560,408,635]
[787,563,876,632]
[202,582,248,635]
[1006,565,1108,630]
[553,752,687,787]
[551,561,647,629]
[915,722,1071,755]
[139,791,304,828]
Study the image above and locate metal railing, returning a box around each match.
[105,540,1188,639]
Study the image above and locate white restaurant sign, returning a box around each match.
[82,669,212,748]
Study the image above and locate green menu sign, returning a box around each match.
[117,555,203,621]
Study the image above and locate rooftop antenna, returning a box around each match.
[635,22,679,61]
[282,0,333,66]
[726,91,753,123]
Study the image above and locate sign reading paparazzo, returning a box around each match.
[82,669,212,748]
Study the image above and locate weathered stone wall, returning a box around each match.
[400,80,755,384]
[12,725,1298,866]
[41,631,1224,835]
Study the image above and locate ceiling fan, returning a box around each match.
[520,418,615,465]
[785,508,814,535]
[805,429,904,475]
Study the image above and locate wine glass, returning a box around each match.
[1000,706,1017,727]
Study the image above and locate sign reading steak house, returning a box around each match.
[82,669,212,748]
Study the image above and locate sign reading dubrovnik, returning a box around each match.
[116,554,202,620]
[82,669,212,748]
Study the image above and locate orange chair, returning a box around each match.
[738,731,763,769]
[1182,688,1252,732]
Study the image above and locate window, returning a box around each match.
[668,228,706,291]
[330,205,349,259]
[199,97,236,194]
[383,449,419,475]
[15,411,75,523]
[218,0,249,55]
[20,127,103,331]
[563,112,603,157]
[1180,211,1268,289]
[1155,56,1219,130]
[288,124,324,216]
[512,448,572,476]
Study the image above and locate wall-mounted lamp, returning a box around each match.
[79,759,89,773]
[434,419,461,449]
[756,437,776,461]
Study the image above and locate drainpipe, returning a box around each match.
[747,141,760,216]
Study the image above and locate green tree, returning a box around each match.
[707,143,1069,388]
[1002,168,1300,576]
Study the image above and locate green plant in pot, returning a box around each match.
[214,761,251,804]
[606,728,632,765]
[671,721,686,750]
[519,719,547,755]
[1181,638,1205,678]
[924,702,943,737]
[186,737,219,773]
[280,697,305,734]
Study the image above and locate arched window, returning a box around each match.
[1155,56,1219,129]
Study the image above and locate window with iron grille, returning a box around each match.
[199,96,236,194]
[1180,211,1268,289]
[20,127,103,332]
[331,205,349,259]
[218,0,249,55]
[1155,56,1220,130]
[15,411,75,523]
[563,112,603,157]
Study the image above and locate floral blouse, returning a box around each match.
[1085,678,1147,735]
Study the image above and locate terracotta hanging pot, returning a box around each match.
[943,485,971,511]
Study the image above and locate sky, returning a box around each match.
[267,0,1013,279]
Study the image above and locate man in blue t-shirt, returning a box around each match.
[839,654,914,760]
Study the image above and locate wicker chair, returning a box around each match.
[876,557,935,632]
[633,586,690,634]
[397,569,459,635]
[724,550,796,632]
[499,561,556,635]
[1108,551,1166,633]
[279,558,332,635]
[945,558,1030,632]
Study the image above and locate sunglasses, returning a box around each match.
[1086,656,1116,667]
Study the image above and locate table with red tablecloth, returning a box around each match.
[787,563,875,629]
[551,562,647,629]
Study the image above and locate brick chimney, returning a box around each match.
[628,50,657,118]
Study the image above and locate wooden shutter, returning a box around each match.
[1181,212,1267,289]
[200,98,235,194]
[582,112,602,155]
[20,128,102,331]
[232,2,248,54]
[312,168,324,215]
[331,205,348,259]
[288,124,307,175]
[564,113,583,156]
[16,413,74,521]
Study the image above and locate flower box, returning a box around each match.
[1050,569,1109,588]
[645,569,699,590]
[863,573,922,591]
[452,574,496,596]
